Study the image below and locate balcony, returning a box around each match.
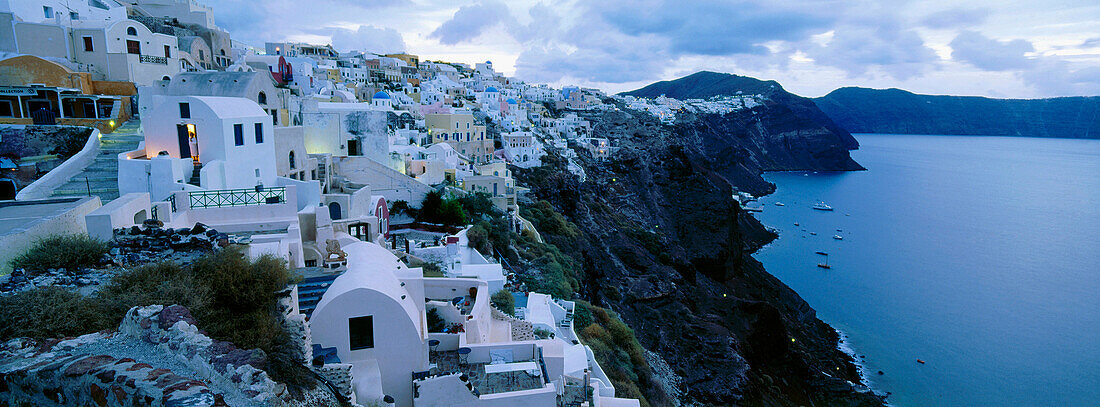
[187,187,286,209]
[139,54,168,65]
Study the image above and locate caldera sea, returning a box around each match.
[752,134,1100,406]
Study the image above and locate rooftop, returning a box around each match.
[0,197,96,238]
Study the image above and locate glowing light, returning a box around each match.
[791,338,796,343]
[108,120,115,127]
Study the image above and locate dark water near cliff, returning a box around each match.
[753,134,1100,406]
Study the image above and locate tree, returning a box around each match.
[491,289,515,316]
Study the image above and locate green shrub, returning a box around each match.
[427,308,446,332]
[490,289,515,316]
[390,200,411,216]
[0,248,312,387]
[0,286,114,340]
[10,234,109,273]
[422,262,444,277]
[466,222,492,255]
[534,327,553,339]
[417,190,469,227]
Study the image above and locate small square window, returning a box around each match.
[43,6,53,19]
[179,102,190,118]
[82,36,94,52]
[69,11,79,20]
[349,316,374,350]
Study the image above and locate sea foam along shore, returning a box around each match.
[836,328,888,402]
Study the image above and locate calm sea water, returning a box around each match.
[753,134,1100,406]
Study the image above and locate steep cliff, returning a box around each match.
[814,87,1100,138]
[622,71,861,150]
[514,97,881,406]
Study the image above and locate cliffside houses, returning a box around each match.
[0,2,641,404]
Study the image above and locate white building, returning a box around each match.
[122,96,277,199]
[501,132,544,168]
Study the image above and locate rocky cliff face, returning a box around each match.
[814,87,1100,138]
[515,99,881,406]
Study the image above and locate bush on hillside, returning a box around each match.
[0,248,312,387]
[490,289,515,316]
[10,234,109,273]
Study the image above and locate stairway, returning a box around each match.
[50,120,143,203]
[188,164,202,186]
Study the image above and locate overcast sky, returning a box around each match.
[210,0,1100,98]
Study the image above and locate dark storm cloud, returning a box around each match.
[950,30,1035,71]
[595,0,842,55]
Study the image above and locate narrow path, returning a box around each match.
[50,119,142,203]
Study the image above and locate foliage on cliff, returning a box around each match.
[9,234,110,274]
[0,248,311,386]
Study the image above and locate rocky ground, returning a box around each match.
[515,100,884,406]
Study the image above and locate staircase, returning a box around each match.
[188,164,202,186]
[50,120,143,203]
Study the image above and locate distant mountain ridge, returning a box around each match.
[622,71,860,150]
[813,87,1100,139]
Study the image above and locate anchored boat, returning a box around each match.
[812,202,834,211]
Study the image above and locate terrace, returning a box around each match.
[424,345,549,396]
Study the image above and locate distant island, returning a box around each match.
[814,87,1100,139]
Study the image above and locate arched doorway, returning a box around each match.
[133,209,148,224]
[328,202,342,220]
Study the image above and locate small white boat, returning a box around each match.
[833,235,844,240]
[775,202,785,206]
[812,202,834,211]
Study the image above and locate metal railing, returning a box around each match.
[166,194,177,212]
[139,55,168,65]
[188,187,285,209]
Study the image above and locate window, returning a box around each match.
[69,11,79,20]
[126,27,137,36]
[257,92,267,105]
[82,36,94,52]
[0,100,13,117]
[234,124,244,146]
[289,151,296,169]
[349,316,374,350]
[198,50,204,60]
[126,40,140,55]
[43,6,53,19]
[220,49,226,56]
[178,102,190,118]
[254,123,263,143]
[164,45,170,58]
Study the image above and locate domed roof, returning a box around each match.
[506,98,517,104]
[485,60,492,64]
[373,91,390,99]
[485,86,498,93]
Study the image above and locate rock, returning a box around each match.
[142,219,164,228]
[129,226,142,235]
[191,223,208,234]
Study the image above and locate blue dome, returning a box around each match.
[485,86,498,93]
[485,60,492,64]
[506,98,517,104]
[373,91,390,99]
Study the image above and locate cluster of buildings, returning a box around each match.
[0,1,646,406]
[617,93,766,124]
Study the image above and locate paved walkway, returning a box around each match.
[50,119,142,203]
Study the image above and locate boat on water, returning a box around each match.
[794,222,800,226]
[812,202,834,211]
[817,252,831,269]
[775,202,785,206]
[815,251,828,255]
[833,235,844,240]
[810,232,817,235]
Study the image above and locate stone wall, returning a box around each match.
[0,305,294,406]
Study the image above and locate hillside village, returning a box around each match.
[0,1,731,406]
